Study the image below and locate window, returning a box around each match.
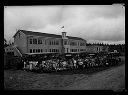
[49,41,51,45]
[36,49,38,52]
[80,43,85,46]
[78,42,79,46]
[33,39,37,44]
[56,41,59,45]
[80,49,84,51]
[53,41,54,45]
[38,39,42,44]
[38,49,40,52]
[70,42,77,46]
[41,49,43,52]
[52,41,53,45]
[64,41,67,45]
[33,49,35,53]
[72,49,77,52]
[30,39,32,44]
[30,49,32,53]
[45,40,47,45]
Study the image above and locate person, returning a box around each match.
[72,58,77,69]
[23,61,26,70]
[29,62,32,71]
[62,60,67,70]
[78,59,83,70]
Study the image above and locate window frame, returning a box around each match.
[30,39,32,44]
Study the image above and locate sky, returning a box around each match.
[4,5,125,44]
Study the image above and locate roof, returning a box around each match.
[4,44,14,49]
[14,30,85,41]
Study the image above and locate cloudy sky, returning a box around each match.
[4,5,125,44]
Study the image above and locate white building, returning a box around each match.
[13,30,87,56]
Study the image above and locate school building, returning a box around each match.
[13,30,87,56]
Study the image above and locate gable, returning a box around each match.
[13,30,26,38]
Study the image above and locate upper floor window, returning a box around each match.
[80,42,85,46]
[53,41,55,45]
[70,42,77,46]
[30,39,32,44]
[52,41,53,45]
[45,40,47,45]
[64,41,67,45]
[33,39,37,44]
[49,41,51,45]
[56,41,59,45]
[38,39,42,44]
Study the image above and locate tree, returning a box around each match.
[4,38,7,44]
[4,38,8,47]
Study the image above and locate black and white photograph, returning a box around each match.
[4,5,125,91]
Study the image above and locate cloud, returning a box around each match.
[4,5,125,44]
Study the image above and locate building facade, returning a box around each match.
[13,30,86,56]
[86,45,109,53]
[4,45,14,55]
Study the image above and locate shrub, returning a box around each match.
[4,55,23,70]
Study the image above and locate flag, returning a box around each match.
[61,26,64,28]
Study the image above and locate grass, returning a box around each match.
[4,56,125,90]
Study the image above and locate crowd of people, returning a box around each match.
[22,52,121,72]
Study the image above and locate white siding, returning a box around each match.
[14,31,27,54]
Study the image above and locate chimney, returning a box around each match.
[62,32,67,39]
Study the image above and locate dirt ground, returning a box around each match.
[4,57,125,91]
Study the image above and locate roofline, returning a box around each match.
[13,30,26,38]
[15,29,86,41]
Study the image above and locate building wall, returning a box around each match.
[14,31,27,54]
[68,39,86,53]
[86,46,103,53]
[4,46,14,53]
[27,36,62,53]
[102,46,109,52]
[13,30,87,54]
[26,35,86,54]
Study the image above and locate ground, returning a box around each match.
[4,56,125,91]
